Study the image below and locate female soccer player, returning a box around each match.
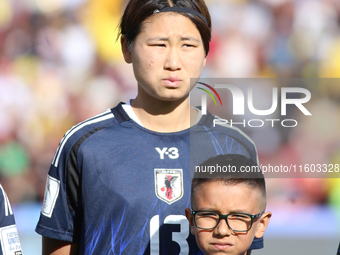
[36,0,261,254]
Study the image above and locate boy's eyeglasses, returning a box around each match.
[191,210,264,232]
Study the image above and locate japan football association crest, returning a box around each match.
[154,169,183,204]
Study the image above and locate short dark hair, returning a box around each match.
[119,0,211,56]
[191,154,267,209]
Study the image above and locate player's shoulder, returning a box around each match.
[199,112,253,142]
[51,108,117,168]
[0,184,14,218]
[62,108,115,142]
[212,114,250,136]
[0,184,5,202]
[195,111,259,163]
[0,184,22,254]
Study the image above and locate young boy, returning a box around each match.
[185,154,272,255]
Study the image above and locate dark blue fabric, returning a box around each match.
[0,185,22,255]
[36,102,262,254]
[249,236,263,250]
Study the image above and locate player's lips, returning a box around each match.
[162,77,182,87]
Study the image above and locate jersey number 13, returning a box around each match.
[150,215,189,255]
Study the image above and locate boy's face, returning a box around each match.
[185,181,271,255]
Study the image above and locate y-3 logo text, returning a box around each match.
[156,147,179,159]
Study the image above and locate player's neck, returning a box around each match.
[131,95,198,133]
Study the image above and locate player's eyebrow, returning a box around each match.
[180,36,201,42]
[146,37,167,42]
[146,36,201,42]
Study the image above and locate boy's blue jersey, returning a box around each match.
[36,102,260,254]
[0,185,22,255]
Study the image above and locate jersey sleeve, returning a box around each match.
[36,109,115,243]
[0,185,23,255]
[35,132,82,243]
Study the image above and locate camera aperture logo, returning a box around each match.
[196,82,223,107]
[196,83,312,128]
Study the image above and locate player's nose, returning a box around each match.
[164,47,182,71]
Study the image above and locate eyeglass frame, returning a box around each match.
[191,209,264,232]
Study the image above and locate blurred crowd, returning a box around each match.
[0,0,340,223]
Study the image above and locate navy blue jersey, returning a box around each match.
[0,185,22,255]
[36,102,261,254]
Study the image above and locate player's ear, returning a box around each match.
[185,207,196,235]
[121,35,132,64]
[254,211,271,238]
[203,56,207,67]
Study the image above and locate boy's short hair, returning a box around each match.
[191,154,266,209]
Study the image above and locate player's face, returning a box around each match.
[185,182,271,255]
[122,12,206,102]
